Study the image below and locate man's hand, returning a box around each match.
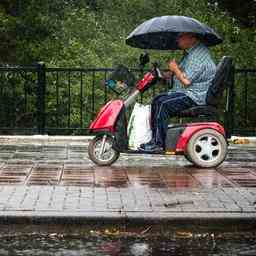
[168,59,191,87]
[168,59,179,73]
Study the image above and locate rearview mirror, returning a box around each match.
[139,52,150,68]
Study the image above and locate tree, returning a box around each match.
[212,0,256,27]
[0,0,255,68]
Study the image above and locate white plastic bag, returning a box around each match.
[127,102,152,150]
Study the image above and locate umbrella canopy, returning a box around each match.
[126,15,223,50]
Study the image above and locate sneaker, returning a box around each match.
[138,143,163,153]
[139,139,155,149]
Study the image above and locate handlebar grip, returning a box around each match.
[152,61,161,68]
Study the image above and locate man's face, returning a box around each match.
[177,33,195,49]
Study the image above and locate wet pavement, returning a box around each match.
[0,136,255,223]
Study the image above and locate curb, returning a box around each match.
[0,211,256,226]
[0,135,94,144]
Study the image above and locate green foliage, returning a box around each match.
[1,0,255,68]
[211,0,256,28]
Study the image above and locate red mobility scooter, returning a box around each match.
[88,54,232,168]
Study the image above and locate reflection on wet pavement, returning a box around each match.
[0,144,255,190]
[218,167,256,187]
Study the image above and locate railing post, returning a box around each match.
[36,62,46,134]
[225,65,235,138]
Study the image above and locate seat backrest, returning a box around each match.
[206,56,233,106]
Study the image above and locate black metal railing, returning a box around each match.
[0,65,38,134]
[0,63,255,136]
[232,69,256,136]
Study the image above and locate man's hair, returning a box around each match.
[178,32,200,40]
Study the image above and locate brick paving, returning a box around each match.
[0,138,255,222]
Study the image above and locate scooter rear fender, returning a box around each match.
[175,122,226,153]
[89,100,124,133]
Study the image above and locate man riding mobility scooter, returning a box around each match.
[88,16,233,168]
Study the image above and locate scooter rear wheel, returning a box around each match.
[184,154,192,163]
[88,134,120,166]
[186,129,227,168]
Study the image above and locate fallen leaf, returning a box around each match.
[233,139,250,144]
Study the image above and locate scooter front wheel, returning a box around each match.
[88,134,120,166]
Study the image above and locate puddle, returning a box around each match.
[0,224,255,256]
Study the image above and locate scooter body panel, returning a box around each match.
[89,100,124,133]
[136,72,156,92]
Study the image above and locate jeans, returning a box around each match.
[151,92,197,147]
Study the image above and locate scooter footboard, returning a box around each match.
[165,125,186,152]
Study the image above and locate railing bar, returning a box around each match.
[0,67,37,72]
[0,74,3,123]
[56,72,60,127]
[244,72,248,125]
[0,128,38,131]
[83,71,88,124]
[92,71,95,120]
[46,67,115,72]
[43,128,90,130]
[80,71,83,128]
[68,71,71,128]
[11,73,16,128]
[104,71,107,104]
[24,77,28,114]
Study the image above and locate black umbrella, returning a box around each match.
[126,15,223,50]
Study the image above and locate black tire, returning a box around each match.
[186,129,227,168]
[88,134,120,166]
[184,154,192,163]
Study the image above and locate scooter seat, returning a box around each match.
[178,105,219,118]
[178,56,233,121]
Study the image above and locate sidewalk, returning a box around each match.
[0,136,255,224]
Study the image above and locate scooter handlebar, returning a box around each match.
[155,67,162,78]
[151,61,162,78]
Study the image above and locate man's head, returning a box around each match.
[176,32,199,50]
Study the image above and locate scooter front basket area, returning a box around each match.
[105,65,136,95]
